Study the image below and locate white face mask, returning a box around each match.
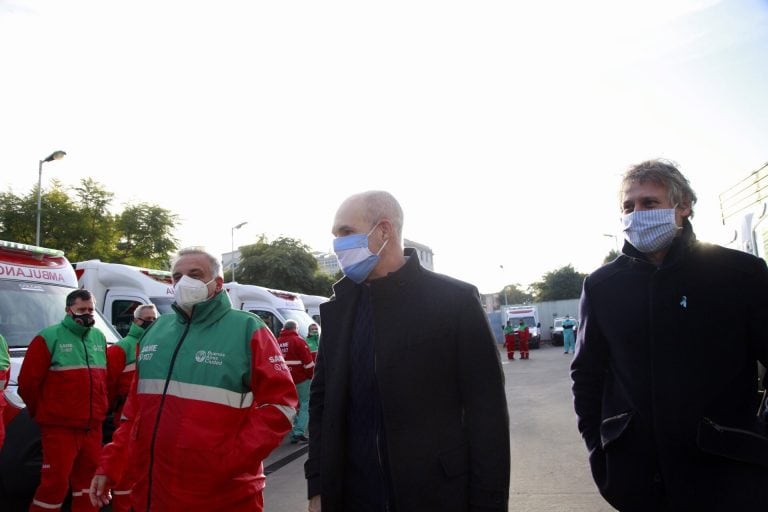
[622,208,680,253]
[174,274,216,308]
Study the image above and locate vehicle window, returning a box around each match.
[112,299,140,337]
[251,309,282,337]
[0,281,119,347]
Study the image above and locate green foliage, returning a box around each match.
[498,283,534,306]
[237,236,336,295]
[530,264,587,302]
[115,204,179,268]
[0,179,178,266]
[603,249,621,265]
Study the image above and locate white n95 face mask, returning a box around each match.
[622,208,680,253]
[174,275,215,308]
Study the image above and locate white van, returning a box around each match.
[73,260,176,336]
[0,241,119,500]
[298,294,330,324]
[225,283,318,338]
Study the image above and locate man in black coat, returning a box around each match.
[572,159,768,511]
[305,190,510,512]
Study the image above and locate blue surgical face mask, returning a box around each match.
[622,208,680,253]
[333,223,388,284]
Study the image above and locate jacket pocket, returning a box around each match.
[600,411,634,450]
[697,417,768,468]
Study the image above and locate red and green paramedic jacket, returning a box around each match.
[106,321,143,419]
[18,316,108,429]
[97,290,298,512]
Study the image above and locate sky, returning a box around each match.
[1,0,767,293]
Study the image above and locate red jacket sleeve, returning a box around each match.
[299,339,315,381]
[238,326,298,464]
[106,344,127,410]
[17,335,51,418]
[96,371,137,484]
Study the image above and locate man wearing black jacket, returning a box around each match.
[572,159,768,511]
[305,190,510,512]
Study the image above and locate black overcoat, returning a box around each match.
[305,249,510,512]
[572,221,768,511]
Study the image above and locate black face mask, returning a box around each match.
[71,313,95,328]
[140,319,154,329]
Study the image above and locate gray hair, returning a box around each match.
[134,303,158,319]
[358,190,404,241]
[621,159,697,217]
[283,319,298,331]
[172,247,223,277]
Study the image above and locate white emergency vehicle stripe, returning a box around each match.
[270,403,297,423]
[32,499,62,509]
[304,361,315,369]
[50,364,107,371]
[138,378,254,408]
[122,362,136,373]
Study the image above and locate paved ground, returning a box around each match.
[263,343,616,511]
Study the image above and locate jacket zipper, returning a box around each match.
[146,318,192,512]
[703,417,768,440]
[81,331,93,431]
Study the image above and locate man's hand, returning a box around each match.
[89,474,112,508]
[309,494,321,512]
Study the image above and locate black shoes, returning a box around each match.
[290,435,309,444]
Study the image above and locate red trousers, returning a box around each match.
[30,426,101,512]
[518,333,529,359]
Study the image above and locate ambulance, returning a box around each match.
[73,260,176,336]
[225,283,318,338]
[0,240,119,501]
[298,293,330,324]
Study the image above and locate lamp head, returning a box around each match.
[43,150,67,163]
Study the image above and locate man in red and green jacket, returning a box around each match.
[0,333,10,451]
[278,320,315,443]
[105,303,157,512]
[90,248,298,512]
[18,289,108,512]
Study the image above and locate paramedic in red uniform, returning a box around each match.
[104,303,157,512]
[277,319,315,443]
[516,320,530,360]
[503,320,516,360]
[18,289,108,512]
[89,247,298,512]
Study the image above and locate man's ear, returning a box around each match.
[215,275,225,292]
[677,200,692,219]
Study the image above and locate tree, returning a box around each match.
[115,204,179,268]
[0,180,179,266]
[603,249,620,265]
[237,236,335,295]
[498,284,534,306]
[530,264,587,302]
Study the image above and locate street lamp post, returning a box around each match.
[36,150,66,246]
[499,264,508,306]
[230,221,248,280]
[603,233,619,251]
